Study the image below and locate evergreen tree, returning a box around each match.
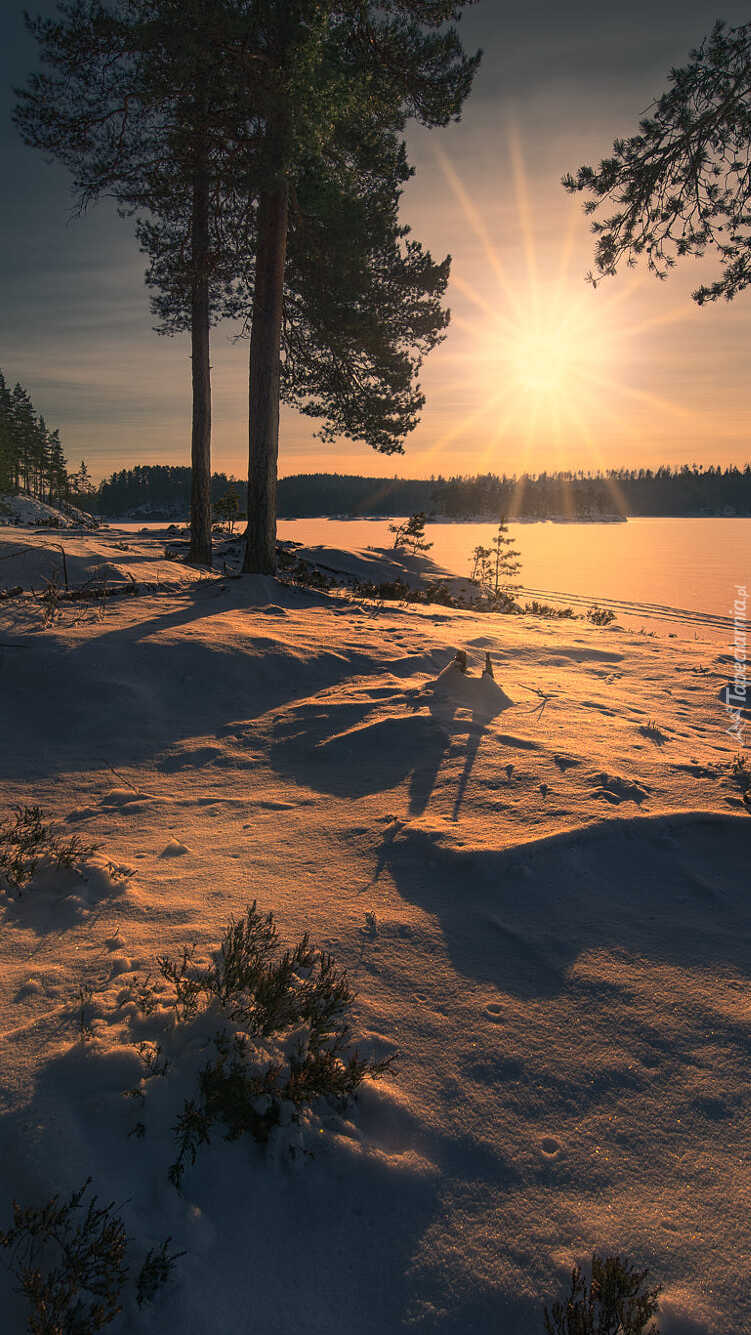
[10,385,38,495]
[71,459,95,500]
[47,430,69,505]
[16,2,478,573]
[35,417,52,500]
[14,0,263,566]
[470,520,521,606]
[390,512,433,555]
[0,367,84,506]
[0,373,16,495]
[213,491,241,532]
[563,20,751,304]
[235,2,481,573]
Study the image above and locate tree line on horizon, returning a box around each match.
[0,370,93,510]
[86,463,751,520]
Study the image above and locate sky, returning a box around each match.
[2,1,751,483]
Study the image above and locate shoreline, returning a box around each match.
[98,511,751,524]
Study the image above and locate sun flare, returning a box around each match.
[428,135,692,477]
[502,315,608,399]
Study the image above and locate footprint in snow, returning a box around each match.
[553,754,579,772]
[540,1137,561,1158]
[591,773,649,805]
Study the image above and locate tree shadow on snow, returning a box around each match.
[0,581,391,779]
[266,665,514,817]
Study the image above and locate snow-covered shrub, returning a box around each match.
[523,600,576,619]
[125,902,393,1190]
[0,806,99,895]
[586,605,616,626]
[277,550,336,591]
[543,1253,661,1334]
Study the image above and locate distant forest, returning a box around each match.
[89,463,751,519]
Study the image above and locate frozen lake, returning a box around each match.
[277,516,749,627]
[114,515,750,638]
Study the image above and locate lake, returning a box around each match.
[115,515,749,641]
[277,516,750,640]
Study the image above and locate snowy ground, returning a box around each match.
[0,492,98,530]
[0,525,749,1334]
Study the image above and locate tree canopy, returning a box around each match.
[563,20,751,304]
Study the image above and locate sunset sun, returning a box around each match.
[501,310,611,401]
[426,136,698,479]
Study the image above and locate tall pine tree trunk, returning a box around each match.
[188,155,213,567]
[242,177,289,574]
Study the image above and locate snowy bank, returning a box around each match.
[0,492,98,530]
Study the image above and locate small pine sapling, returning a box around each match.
[136,902,394,1189]
[213,492,240,534]
[388,517,408,549]
[543,1253,661,1335]
[390,513,433,556]
[470,520,522,609]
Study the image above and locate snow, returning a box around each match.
[0,492,98,530]
[0,523,749,1334]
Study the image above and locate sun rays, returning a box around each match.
[424,136,694,485]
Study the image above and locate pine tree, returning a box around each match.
[10,385,38,495]
[0,373,15,495]
[564,20,751,305]
[71,459,95,503]
[390,512,433,556]
[213,491,240,533]
[0,368,81,506]
[35,416,52,501]
[237,2,481,573]
[14,0,263,566]
[47,430,69,506]
[470,520,522,607]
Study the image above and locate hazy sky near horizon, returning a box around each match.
[2,1,751,483]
